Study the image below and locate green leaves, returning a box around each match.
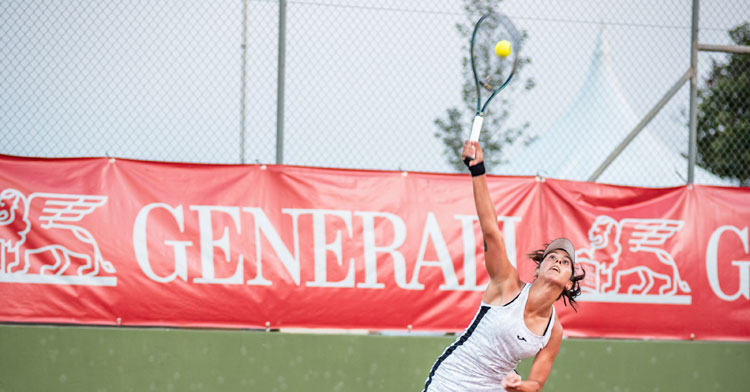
[696,23,750,186]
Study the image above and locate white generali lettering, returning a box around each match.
[355,211,407,289]
[409,212,458,290]
[302,209,356,288]
[455,215,520,291]
[706,225,750,301]
[191,206,244,285]
[133,203,191,283]
[243,207,301,286]
[132,204,521,291]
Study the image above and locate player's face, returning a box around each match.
[541,250,573,285]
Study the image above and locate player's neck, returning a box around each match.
[527,280,559,316]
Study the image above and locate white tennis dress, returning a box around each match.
[423,283,555,392]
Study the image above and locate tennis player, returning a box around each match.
[422,140,585,392]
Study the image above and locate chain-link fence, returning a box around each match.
[1,0,748,187]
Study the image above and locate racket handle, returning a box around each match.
[468,115,483,159]
[470,115,483,142]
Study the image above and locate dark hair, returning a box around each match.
[527,244,586,312]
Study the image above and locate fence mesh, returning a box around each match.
[1,0,748,187]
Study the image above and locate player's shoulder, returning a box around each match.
[483,278,525,306]
[551,312,564,339]
[500,278,527,302]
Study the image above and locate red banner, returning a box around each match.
[1,155,749,341]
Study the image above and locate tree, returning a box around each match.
[434,0,534,172]
[696,23,750,186]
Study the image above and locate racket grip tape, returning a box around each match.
[469,115,483,142]
[468,115,483,159]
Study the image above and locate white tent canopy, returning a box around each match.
[503,28,731,187]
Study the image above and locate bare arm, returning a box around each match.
[461,141,522,299]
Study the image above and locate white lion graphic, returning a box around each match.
[0,188,115,286]
[576,215,690,304]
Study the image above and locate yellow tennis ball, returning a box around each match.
[495,40,511,57]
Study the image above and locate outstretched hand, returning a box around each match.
[462,140,484,167]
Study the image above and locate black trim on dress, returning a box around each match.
[422,306,491,391]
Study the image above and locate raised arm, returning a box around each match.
[461,141,522,300]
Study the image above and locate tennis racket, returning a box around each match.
[466,12,522,161]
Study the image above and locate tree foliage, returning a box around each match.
[434,0,534,172]
[696,23,750,186]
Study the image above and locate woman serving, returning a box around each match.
[422,140,585,392]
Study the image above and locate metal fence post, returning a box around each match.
[687,0,700,184]
[240,0,249,164]
[276,0,287,165]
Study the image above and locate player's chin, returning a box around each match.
[543,271,569,289]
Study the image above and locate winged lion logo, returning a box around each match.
[575,215,690,305]
[0,188,116,286]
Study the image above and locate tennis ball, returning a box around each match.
[495,40,511,57]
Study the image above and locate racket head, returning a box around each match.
[470,12,522,114]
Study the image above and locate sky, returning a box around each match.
[1,0,747,185]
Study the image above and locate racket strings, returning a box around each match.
[472,17,520,95]
[482,76,495,91]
